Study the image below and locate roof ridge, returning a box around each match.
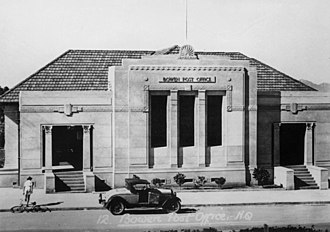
[250,57,317,91]
[0,50,72,101]
[196,50,246,54]
[0,49,317,103]
[69,48,154,53]
[153,45,180,55]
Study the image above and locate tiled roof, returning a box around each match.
[0,46,316,103]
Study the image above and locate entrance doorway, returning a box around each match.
[52,126,83,170]
[280,123,305,166]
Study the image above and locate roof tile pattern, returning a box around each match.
[0,46,315,103]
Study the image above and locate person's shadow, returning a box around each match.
[36,201,64,207]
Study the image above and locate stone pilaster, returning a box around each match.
[43,125,53,173]
[198,90,206,167]
[170,90,178,168]
[83,125,92,172]
[304,123,314,166]
[273,123,281,167]
[43,125,55,193]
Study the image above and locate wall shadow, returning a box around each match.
[55,175,70,192]
[95,175,111,192]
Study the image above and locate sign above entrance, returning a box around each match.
[159,76,216,83]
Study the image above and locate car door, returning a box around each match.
[135,184,149,203]
[148,189,160,205]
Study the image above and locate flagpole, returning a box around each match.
[185,0,188,42]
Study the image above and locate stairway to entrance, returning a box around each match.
[54,170,85,192]
[286,165,319,189]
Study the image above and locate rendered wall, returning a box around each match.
[280,92,330,172]
[19,91,112,188]
[110,53,258,187]
[257,92,330,179]
[0,104,19,186]
[3,104,19,169]
[257,93,281,178]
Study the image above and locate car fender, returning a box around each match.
[162,196,181,207]
[106,196,128,208]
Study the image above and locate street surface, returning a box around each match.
[1,204,330,231]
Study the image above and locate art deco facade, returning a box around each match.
[0,45,328,192]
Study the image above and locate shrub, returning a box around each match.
[151,178,164,187]
[193,176,207,189]
[214,177,226,188]
[252,167,270,185]
[173,173,186,188]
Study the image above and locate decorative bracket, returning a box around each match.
[54,104,83,116]
[281,103,307,114]
[83,125,92,133]
[306,122,315,131]
[43,125,53,134]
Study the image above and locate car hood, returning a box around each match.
[157,189,173,195]
[104,188,131,200]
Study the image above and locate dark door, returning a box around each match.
[52,126,83,170]
[280,123,305,166]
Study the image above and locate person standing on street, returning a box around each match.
[23,176,33,205]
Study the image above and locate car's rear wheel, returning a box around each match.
[108,200,125,215]
[164,200,181,213]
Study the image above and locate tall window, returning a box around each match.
[207,95,222,146]
[150,95,167,147]
[179,95,195,147]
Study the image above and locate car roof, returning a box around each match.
[125,178,150,185]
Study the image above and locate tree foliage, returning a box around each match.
[0,86,9,95]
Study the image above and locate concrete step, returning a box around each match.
[64,183,85,187]
[60,178,85,183]
[54,170,83,174]
[293,170,310,174]
[55,176,84,180]
[295,176,313,180]
[291,168,308,172]
[300,180,316,185]
[70,187,86,191]
[292,168,308,172]
[58,189,86,193]
[294,172,311,176]
[54,171,86,192]
[286,165,306,168]
[54,173,83,177]
[55,175,84,179]
[299,186,319,189]
[296,175,313,179]
[288,166,319,190]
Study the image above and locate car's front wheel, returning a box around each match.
[164,200,181,213]
[108,200,125,215]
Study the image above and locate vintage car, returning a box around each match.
[99,178,181,215]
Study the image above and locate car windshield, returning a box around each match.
[133,183,150,191]
[125,179,151,193]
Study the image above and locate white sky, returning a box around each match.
[0,0,330,88]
